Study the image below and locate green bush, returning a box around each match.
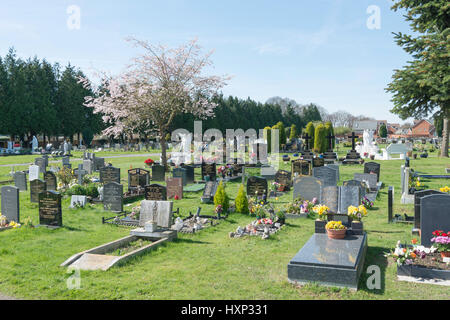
[67,184,87,196]
[214,181,230,213]
[235,184,249,214]
[314,124,327,153]
[305,122,315,149]
[264,127,272,153]
[290,124,298,140]
[85,184,99,198]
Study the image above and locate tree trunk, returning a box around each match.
[441,113,449,158]
[160,131,168,170]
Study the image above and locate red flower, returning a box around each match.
[144,158,154,166]
[174,195,180,200]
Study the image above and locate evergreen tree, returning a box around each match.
[305,122,315,149]
[235,184,249,214]
[379,123,388,138]
[314,124,327,153]
[214,181,230,212]
[290,124,298,140]
[264,126,272,153]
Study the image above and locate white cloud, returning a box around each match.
[255,42,291,56]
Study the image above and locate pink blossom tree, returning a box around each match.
[80,37,229,169]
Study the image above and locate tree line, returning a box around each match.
[0,48,103,147]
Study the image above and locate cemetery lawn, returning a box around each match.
[0,149,449,300]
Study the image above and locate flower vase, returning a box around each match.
[351,221,364,235]
[315,220,327,234]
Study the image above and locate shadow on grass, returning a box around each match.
[368,230,405,234]
[173,238,212,245]
[359,246,389,295]
[284,223,301,229]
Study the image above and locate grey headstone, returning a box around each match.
[152,164,165,181]
[354,173,378,191]
[30,179,46,203]
[321,186,339,213]
[44,171,57,191]
[201,181,219,203]
[338,185,360,214]
[313,166,337,187]
[173,167,188,186]
[414,190,445,230]
[100,167,121,184]
[139,200,173,229]
[325,164,340,182]
[70,195,87,208]
[261,165,277,180]
[1,186,20,223]
[343,180,367,200]
[103,182,123,212]
[293,176,322,202]
[14,172,27,191]
[420,194,450,247]
[83,160,93,175]
[35,158,46,173]
[182,165,195,184]
[364,162,381,182]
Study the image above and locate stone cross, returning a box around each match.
[76,164,87,185]
[348,132,358,151]
[302,133,312,151]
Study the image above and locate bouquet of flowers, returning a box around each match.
[215,205,223,215]
[347,205,368,221]
[144,158,154,167]
[431,230,450,254]
[313,205,330,221]
[385,240,425,266]
[439,186,450,193]
[250,201,268,218]
[361,196,374,209]
[256,218,273,226]
[271,181,281,192]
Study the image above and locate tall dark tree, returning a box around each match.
[386,0,449,157]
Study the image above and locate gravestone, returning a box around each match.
[139,200,173,229]
[293,176,322,202]
[364,162,381,182]
[44,171,57,191]
[152,164,165,181]
[325,164,340,182]
[30,179,46,203]
[261,165,277,180]
[35,158,46,173]
[173,167,188,186]
[128,168,150,190]
[100,167,121,184]
[14,172,27,191]
[321,186,339,213]
[343,180,366,201]
[312,158,325,168]
[29,165,40,181]
[39,191,62,227]
[338,185,360,214]
[414,190,445,230]
[246,176,268,198]
[420,194,450,247]
[201,181,219,203]
[62,156,70,167]
[166,177,183,200]
[83,160,93,175]
[1,186,20,223]
[292,160,311,177]
[94,157,105,171]
[70,195,87,208]
[313,166,337,187]
[74,164,87,185]
[275,170,292,189]
[182,165,195,184]
[354,173,378,192]
[103,182,123,212]
[201,163,217,181]
[388,186,394,223]
[145,184,167,201]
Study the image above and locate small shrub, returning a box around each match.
[235,184,249,214]
[214,181,230,213]
[85,184,99,198]
[67,184,87,196]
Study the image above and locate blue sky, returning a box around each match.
[1,0,413,123]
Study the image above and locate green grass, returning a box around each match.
[0,146,449,300]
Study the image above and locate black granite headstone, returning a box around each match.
[30,179,46,203]
[201,163,217,181]
[151,164,165,181]
[246,176,268,198]
[364,162,381,182]
[103,182,123,212]
[44,171,57,191]
[100,166,121,184]
[313,166,337,187]
[414,189,445,230]
[144,184,167,201]
[420,194,450,247]
[39,191,62,227]
[128,168,150,190]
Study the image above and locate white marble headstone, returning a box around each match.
[139,200,173,228]
[29,165,40,181]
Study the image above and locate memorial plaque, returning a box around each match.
[30,179,46,203]
[343,180,366,201]
[1,186,20,223]
[292,160,311,176]
[103,182,123,212]
[293,176,322,202]
[420,194,450,247]
[166,177,183,200]
[414,190,445,230]
[44,171,57,191]
[246,176,268,198]
[338,185,360,214]
[100,167,120,184]
[201,163,217,181]
[14,171,27,191]
[145,184,167,201]
[38,191,62,227]
[354,173,378,191]
[128,168,150,190]
[152,164,165,181]
[201,181,219,203]
[321,186,339,213]
[312,158,325,168]
[364,162,381,182]
[173,167,188,186]
[275,170,292,189]
[313,166,337,187]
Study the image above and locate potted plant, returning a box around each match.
[431,230,450,259]
[325,221,347,239]
[348,205,367,234]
